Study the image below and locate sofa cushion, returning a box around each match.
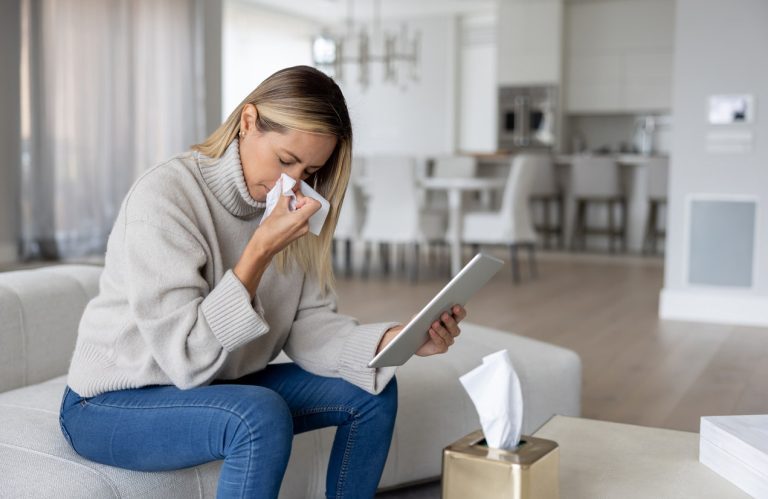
[0,323,580,498]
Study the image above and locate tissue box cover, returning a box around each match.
[699,415,768,498]
[442,430,559,499]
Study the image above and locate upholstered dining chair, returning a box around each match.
[332,157,366,276]
[461,154,544,283]
[359,156,446,280]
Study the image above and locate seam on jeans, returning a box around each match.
[293,405,354,418]
[0,442,121,498]
[289,404,358,498]
[60,417,75,449]
[80,399,256,498]
[336,414,359,498]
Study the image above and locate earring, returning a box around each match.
[239,131,244,138]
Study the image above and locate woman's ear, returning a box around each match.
[240,103,258,136]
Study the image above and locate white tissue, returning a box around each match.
[260,173,330,236]
[459,349,524,450]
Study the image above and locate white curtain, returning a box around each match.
[20,0,207,259]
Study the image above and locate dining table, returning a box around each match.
[419,177,507,276]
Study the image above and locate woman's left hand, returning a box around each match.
[376,305,468,357]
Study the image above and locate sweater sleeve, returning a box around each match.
[283,273,400,395]
[123,220,270,389]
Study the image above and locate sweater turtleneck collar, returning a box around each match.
[198,139,266,218]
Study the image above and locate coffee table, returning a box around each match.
[533,416,750,498]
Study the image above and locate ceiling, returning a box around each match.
[241,0,498,24]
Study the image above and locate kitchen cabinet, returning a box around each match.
[497,0,563,86]
[565,0,675,113]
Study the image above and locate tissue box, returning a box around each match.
[442,430,559,499]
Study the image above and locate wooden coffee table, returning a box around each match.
[533,416,750,498]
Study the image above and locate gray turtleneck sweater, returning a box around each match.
[66,140,398,398]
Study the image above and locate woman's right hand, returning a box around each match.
[234,188,321,297]
[256,188,321,256]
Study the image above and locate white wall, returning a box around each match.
[660,0,768,326]
[339,16,459,157]
[0,0,20,263]
[222,1,314,120]
[223,6,462,158]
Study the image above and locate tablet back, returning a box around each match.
[368,253,504,368]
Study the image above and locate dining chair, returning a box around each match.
[359,156,447,280]
[333,156,366,276]
[642,157,669,255]
[461,154,543,283]
[569,156,627,252]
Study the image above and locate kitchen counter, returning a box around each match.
[555,153,668,166]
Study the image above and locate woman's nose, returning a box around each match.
[285,164,308,181]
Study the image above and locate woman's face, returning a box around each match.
[238,104,337,202]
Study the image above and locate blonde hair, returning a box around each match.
[192,66,352,293]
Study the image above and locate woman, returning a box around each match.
[59,65,467,499]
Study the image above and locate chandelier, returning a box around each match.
[312,0,420,89]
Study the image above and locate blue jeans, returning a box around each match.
[59,363,398,499]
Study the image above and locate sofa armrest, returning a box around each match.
[0,265,102,393]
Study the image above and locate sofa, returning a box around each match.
[0,264,581,498]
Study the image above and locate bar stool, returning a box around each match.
[570,156,627,252]
[642,158,669,254]
[528,155,564,249]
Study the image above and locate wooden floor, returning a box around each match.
[334,250,768,434]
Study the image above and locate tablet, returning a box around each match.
[367,253,504,368]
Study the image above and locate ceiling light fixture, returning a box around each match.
[312,0,420,90]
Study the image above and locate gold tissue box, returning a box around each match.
[442,430,559,499]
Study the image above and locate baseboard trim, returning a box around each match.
[660,288,768,327]
[0,242,17,265]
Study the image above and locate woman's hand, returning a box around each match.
[234,187,321,297]
[255,188,321,256]
[375,305,468,357]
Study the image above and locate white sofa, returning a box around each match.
[0,265,581,498]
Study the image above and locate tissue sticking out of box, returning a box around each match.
[459,349,523,451]
[261,173,330,235]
